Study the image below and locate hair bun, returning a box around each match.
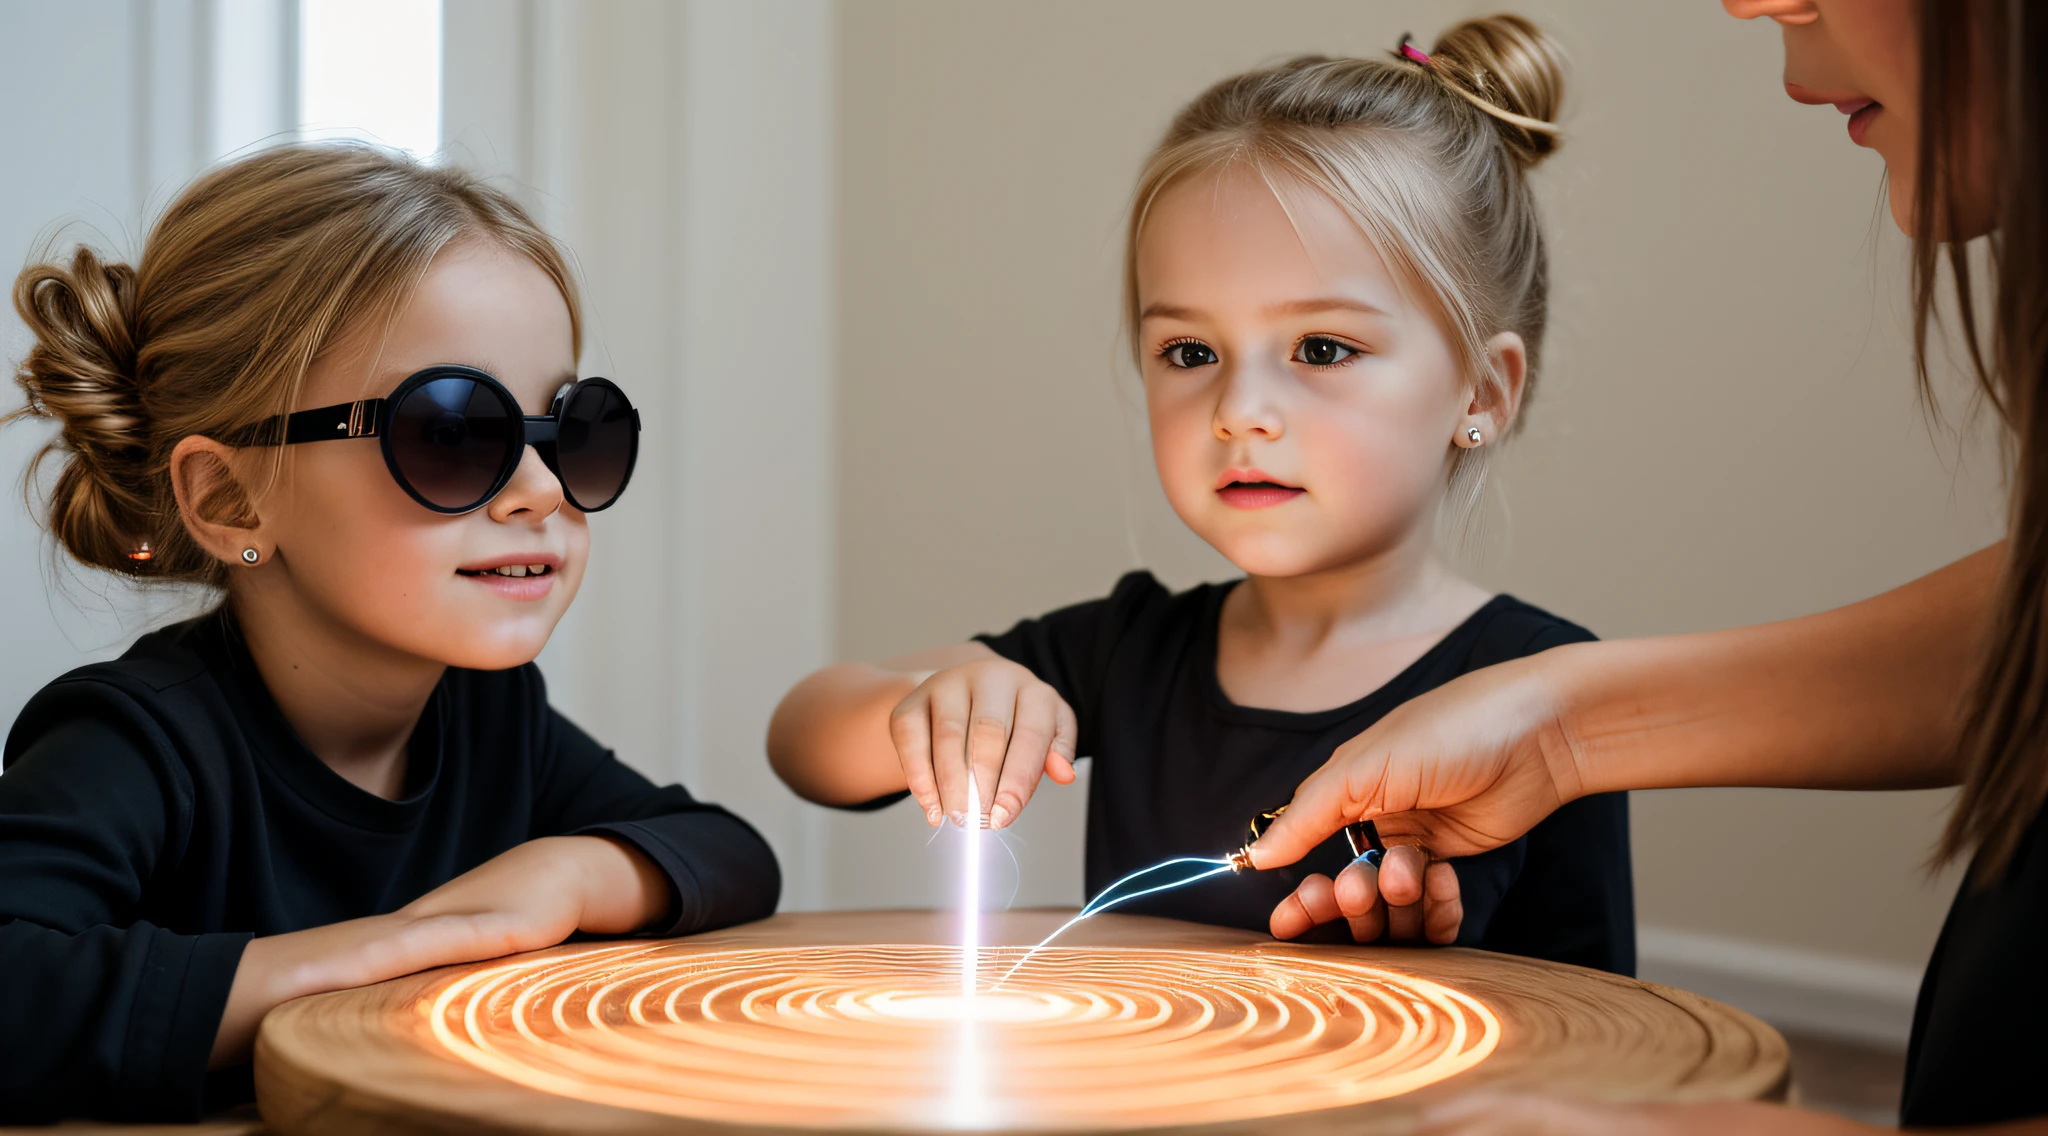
[11,246,157,572]
[1430,13,1567,169]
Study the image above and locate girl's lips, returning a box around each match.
[1218,484,1306,510]
[461,570,558,601]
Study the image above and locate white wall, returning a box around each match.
[1,0,296,731]
[440,0,839,909]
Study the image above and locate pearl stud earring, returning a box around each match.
[1465,426,1483,446]
[241,548,260,565]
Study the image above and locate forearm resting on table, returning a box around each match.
[766,642,991,805]
[1564,544,2000,797]
[208,834,667,1068]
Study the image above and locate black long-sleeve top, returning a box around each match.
[973,572,1634,972]
[0,611,780,1123]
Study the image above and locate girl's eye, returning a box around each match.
[1161,341,1218,369]
[1293,336,1358,367]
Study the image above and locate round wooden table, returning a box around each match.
[255,910,1787,1134]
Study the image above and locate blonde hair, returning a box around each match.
[10,143,581,587]
[1123,14,1567,523]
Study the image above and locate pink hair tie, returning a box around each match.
[1398,36,1431,65]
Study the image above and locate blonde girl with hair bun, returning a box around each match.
[0,144,779,1123]
[772,15,1632,970]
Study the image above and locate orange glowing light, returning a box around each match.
[421,942,1501,1130]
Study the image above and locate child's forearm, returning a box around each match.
[210,836,670,1068]
[767,644,993,806]
[768,663,923,805]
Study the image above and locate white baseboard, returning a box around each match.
[1635,926,1923,1048]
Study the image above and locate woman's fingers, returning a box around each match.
[1423,859,1463,944]
[888,688,943,824]
[1246,759,1370,870]
[1269,873,1341,940]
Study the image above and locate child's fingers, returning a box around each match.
[887,688,943,825]
[1423,860,1463,945]
[991,688,1058,828]
[964,670,1021,821]
[1381,845,1429,940]
[1336,857,1388,943]
[1332,855,1382,917]
[1269,873,1341,940]
[925,677,975,822]
[1047,699,1079,783]
[1378,844,1429,908]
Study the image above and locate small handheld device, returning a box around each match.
[1225,806,1385,873]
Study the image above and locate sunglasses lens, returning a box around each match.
[388,377,517,510]
[555,381,638,511]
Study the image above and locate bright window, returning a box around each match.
[298,0,443,158]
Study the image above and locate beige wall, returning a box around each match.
[827,0,2004,970]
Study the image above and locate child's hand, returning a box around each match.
[393,834,670,950]
[212,836,666,1068]
[1267,843,1463,945]
[890,658,1078,828]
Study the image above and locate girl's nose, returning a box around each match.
[488,446,566,523]
[1212,365,1286,442]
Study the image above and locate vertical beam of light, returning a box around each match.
[960,772,982,1004]
[953,772,987,1127]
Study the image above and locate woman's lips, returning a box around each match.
[1217,482,1306,509]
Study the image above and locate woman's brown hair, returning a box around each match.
[1925,0,2048,881]
[9,143,581,588]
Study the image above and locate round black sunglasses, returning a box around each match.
[235,365,641,514]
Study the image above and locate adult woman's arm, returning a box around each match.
[1252,544,2002,869]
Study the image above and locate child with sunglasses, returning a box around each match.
[0,144,779,1123]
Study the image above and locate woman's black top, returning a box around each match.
[965,571,1634,972]
[1902,806,2048,1126]
[0,611,780,1123]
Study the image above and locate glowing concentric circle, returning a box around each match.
[421,943,1500,1130]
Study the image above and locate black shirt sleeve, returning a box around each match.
[528,700,781,936]
[0,708,249,1123]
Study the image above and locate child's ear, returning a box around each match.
[1459,332,1528,445]
[168,435,269,568]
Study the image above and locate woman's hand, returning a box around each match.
[1270,844,1463,944]
[1252,547,2003,879]
[212,835,667,1067]
[1412,1095,1895,1136]
[1250,649,1584,873]
[891,657,1078,828]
